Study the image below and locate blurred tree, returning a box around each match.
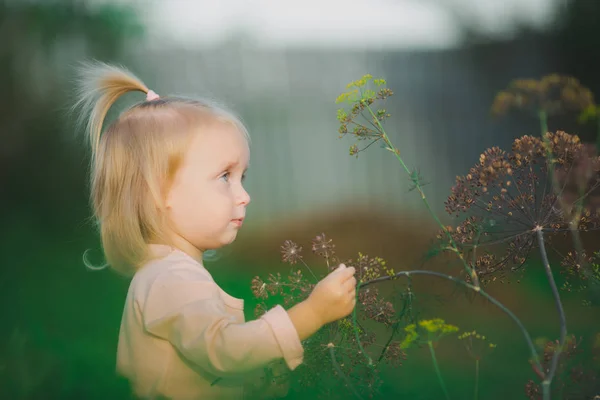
[0,1,143,398]
[554,0,600,80]
[552,0,600,144]
[0,0,144,236]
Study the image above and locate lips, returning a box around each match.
[231,218,244,227]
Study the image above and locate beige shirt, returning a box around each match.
[116,245,304,399]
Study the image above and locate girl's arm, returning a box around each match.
[287,299,323,341]
[139,266,307,378]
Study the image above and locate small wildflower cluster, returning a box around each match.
[398,319,464,399]
[335,74,394,157]
[251,269,313,316]
[399,318,459,349]
[351,252,398,327]
[352,251,397,280]
[458,330,497,361]
[250,233,409,399]
[491,74,594,117]
[311,233,337,266]
[439,130,600,286]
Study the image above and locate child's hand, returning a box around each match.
[307,264,357,326]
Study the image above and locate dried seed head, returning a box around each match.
[382,341,407,368]
[311,233,335,259]
[511,135,544,167]
[281,240,303,264]
[544,130,582,166]
[251,276,268,300]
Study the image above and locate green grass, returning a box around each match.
[2,232,598,399]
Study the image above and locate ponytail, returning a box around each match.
[72,61,149,164]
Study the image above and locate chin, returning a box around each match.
[212,232,238,248]
[223,233,238,245]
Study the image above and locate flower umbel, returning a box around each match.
[335,74,394,157]
[441,131,600,285]
[281,240,303,265]
[250,234,409,399]
[458,330,497,361]
[400,318,459,348]
[491,74,594,117]
[311,233,336,265]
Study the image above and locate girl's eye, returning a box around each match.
[241,173,247,182]
[220,172,230,182]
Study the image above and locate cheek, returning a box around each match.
[168,176,204,219]
[169,182,231,221]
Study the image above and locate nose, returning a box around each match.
[238,186,251,206]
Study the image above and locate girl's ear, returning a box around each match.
[163,178,176,210]
[164,191,173,210]
[159,190,172,212]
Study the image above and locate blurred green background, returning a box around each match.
[1,0,599,399]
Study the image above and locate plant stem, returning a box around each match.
[359,270,544,376]
[353,282,374,367]
[428,341,450,400]
[364,105,481,288]
[539,110,548,137]
[538,110,590,280]
[347,98,544,390]
[299,259,319,282]
[474,359,479,400]
[535,228,567,400]
[329,346,364,400]
[377,290,411,363]
[299,249,368,393]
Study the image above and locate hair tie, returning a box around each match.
[146,90,160,101]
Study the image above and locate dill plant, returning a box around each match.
[248,74,600,400]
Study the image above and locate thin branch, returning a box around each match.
[358,269,544,376]
[329,345,364,400]
[535,227,567,400]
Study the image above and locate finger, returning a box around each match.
[343,278,356,293]
[331,264,346,275]
[326,264,343,278]
[340,266,355,280]
[343,276,356,290]
[347,285,356,296]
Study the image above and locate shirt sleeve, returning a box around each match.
[139,266,304,378]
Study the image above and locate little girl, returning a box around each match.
[73,62,357,399]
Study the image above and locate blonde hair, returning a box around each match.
[72,61,249,275]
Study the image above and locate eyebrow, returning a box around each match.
[220,161,249,172]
